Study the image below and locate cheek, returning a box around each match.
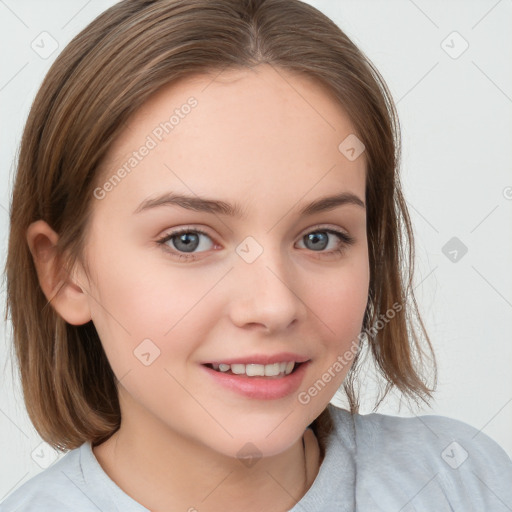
[292,260,369,424]
[87,236,187,325]
[314,257,369,338]
[85,242,216,374]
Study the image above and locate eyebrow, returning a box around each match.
[133,191,365,218]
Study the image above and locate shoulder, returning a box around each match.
[352,406,512,468]
[326,404,512,509]
[327,402,512,466]
[0,443,96,512]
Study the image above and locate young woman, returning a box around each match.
[2,0,511,510]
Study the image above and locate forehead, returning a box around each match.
[94,64,366,218]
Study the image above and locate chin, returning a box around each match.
[202,418,308,460]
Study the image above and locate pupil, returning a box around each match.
[306,232,327,250]
[175,233,199,252]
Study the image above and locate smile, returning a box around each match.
[206,361,298,377]
[201,359,310,400]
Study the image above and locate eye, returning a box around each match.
[156,227,215,261]
[156,225,355,262]
[296,226,355,258]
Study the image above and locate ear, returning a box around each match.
[26,220,92,326]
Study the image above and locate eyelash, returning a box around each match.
[156,225,355,262]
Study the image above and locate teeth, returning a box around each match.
[246,364,265,376]
[265,362,280,376]
[231,364,246,375]
[211,362,297,377]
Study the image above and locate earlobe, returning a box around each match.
[26,220,92,326]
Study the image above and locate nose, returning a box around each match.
[227,240,308,333]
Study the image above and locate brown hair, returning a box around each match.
[3,0,437,454]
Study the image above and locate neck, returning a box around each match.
[93,406,320,512]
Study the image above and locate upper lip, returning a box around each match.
[201,352,310,366]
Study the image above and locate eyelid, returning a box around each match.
[302,223,351,237]
[156,222,355,260]
[157,223,352,243]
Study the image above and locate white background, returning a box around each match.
[0,0,511,501]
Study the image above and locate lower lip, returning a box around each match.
[201,362,310,400]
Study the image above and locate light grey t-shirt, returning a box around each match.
[1,404,511,511]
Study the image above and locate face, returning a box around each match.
[78,63,369,458]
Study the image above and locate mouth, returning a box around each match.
[201,358,311,399]
[203,361,306,379]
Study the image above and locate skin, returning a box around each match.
[27,63,369,512]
